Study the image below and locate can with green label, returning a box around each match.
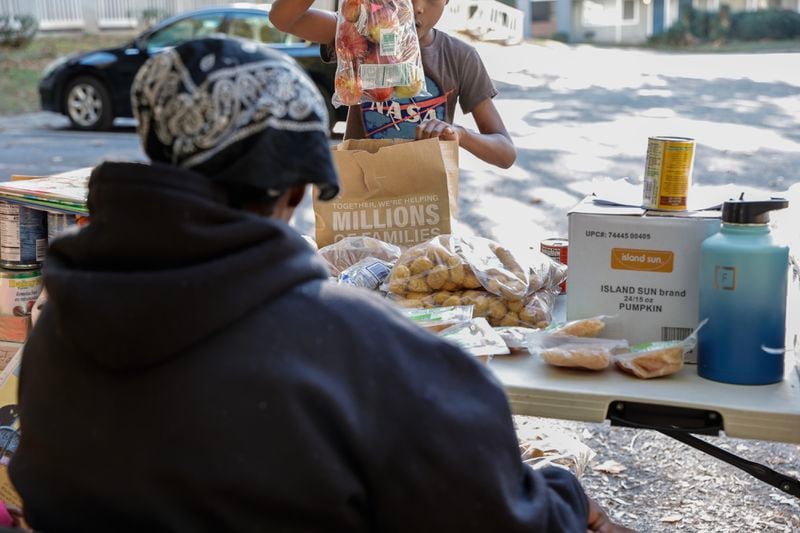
[0,269,43,316]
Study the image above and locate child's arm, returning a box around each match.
[269,0,337,44]
[416,98,517,169]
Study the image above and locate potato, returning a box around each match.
[409,256,434,276]
[499,311,520,327]
[488,300,507,321]
[443,295,462,307]
[388,278,407,295]
[442,280,459,291]
[472,295,490,315]
[507,300,524,313]
[463,271,482,289]
[393,264,411,279]
[432,291,452,305]
[407,277,431,293]
[426,265,449,290]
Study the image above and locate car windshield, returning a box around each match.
[145,13,225,52]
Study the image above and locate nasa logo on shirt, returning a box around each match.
[361,76,452,139]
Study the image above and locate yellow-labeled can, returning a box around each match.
[642,136,695,211]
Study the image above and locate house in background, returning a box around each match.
[568,0,680,42]
[693,0,799,10]
[522,0,680,43]
[525,0,800,43]
[530,0,558,37]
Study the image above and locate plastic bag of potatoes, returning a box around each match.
[390,287,555,328]
[385,235,564,300]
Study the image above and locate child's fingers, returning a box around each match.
[416,120,452,140]
[416,120,438,139]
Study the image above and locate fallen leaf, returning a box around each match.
[661,513,684,523]
[593,460,627,475]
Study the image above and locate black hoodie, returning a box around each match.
[10,162,589,532]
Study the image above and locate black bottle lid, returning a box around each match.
[721,193,789,224]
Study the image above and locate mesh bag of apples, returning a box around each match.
[334,0,428,106]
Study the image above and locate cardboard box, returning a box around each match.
[789,263,799,379]
[567,197,720,360]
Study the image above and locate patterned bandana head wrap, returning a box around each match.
[131,37,339,201]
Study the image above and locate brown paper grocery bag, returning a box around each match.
[313,138,459,248]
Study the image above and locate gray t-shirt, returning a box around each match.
[326,29,497,140]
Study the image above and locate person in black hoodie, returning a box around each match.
[9,37,630,533]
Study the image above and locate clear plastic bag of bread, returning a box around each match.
[318,236,402,276]
[495,312,607,355]
[333,0,428,107]
[614,320,706,379]
[548,315,620,338]
[525,330,629,371]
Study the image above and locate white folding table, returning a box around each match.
[488,297,800,498]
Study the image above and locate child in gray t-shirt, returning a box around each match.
[270,0,516,169]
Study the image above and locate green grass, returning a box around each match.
[646,38,800,54]
[0,33,133,116]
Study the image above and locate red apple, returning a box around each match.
[335,67,363,106]
[366,86,394,102]
[366,3,400,44]
[336,20,369,59]
[341,0,363,23]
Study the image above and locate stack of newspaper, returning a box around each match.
[0,168,90,215]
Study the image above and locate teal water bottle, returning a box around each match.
[698,197,790,385]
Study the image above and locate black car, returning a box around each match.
[39,4,345,131]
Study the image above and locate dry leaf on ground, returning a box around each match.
[660,513,684,523]
[593,459,627,475]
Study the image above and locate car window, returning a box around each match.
[146,13,225,52]
[225,12,301,45]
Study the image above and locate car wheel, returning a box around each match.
[64,76,113,131]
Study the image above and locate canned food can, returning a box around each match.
[0,202,47,270]
[541,238,568,294]
[642,136,695,211]
[0,269,43,316]
[47,213,78,243]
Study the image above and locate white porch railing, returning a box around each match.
[439,0,524,45]
[98,0,174,29]
[0,0,337,32]
[0,0,84,30]
[439,0,479,31]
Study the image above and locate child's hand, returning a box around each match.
[415,119,460,143]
